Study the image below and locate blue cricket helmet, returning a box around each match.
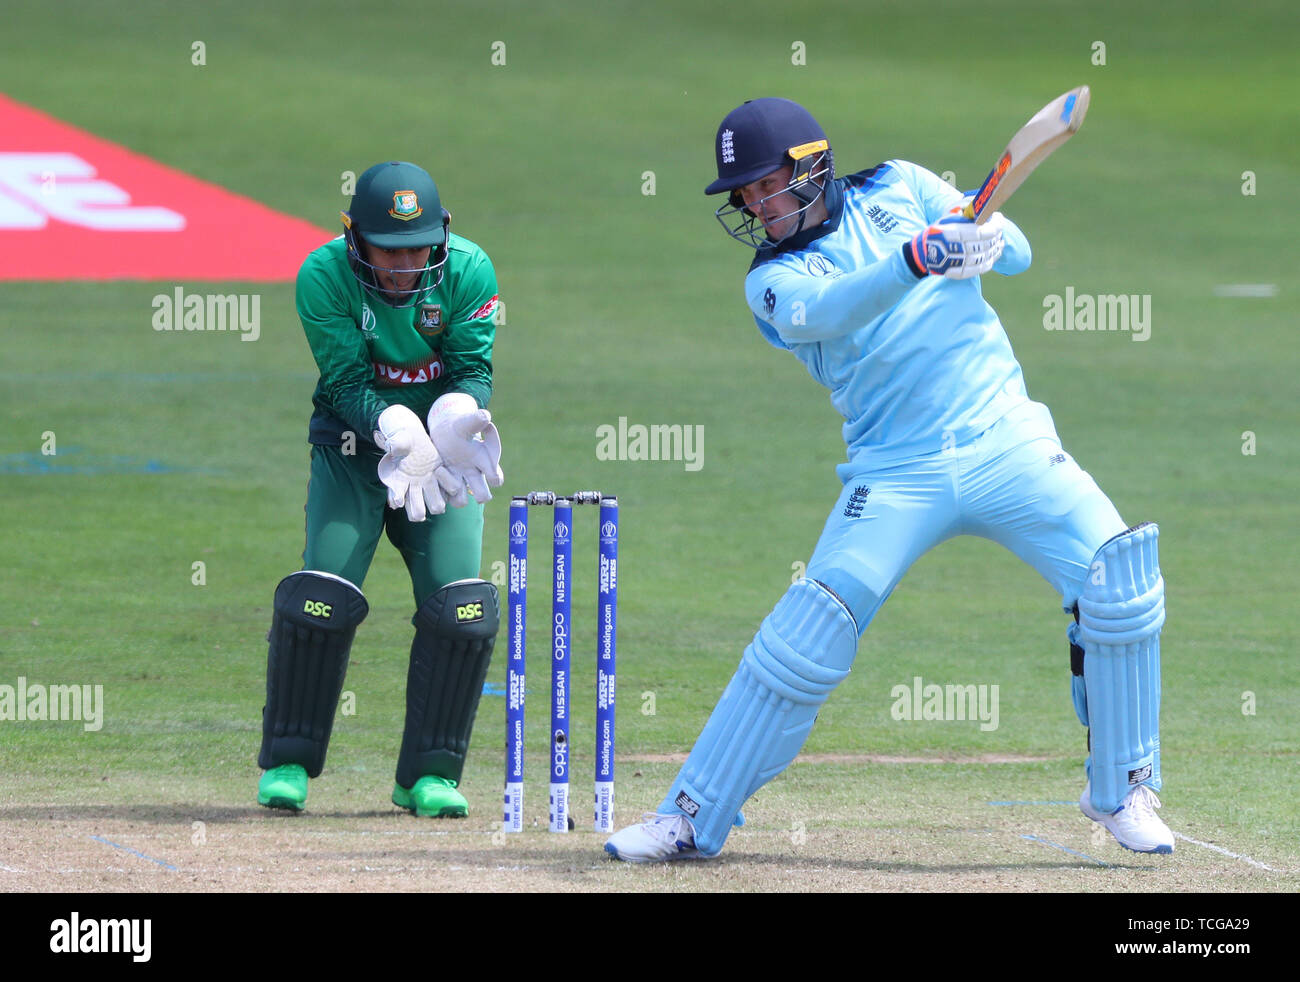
[706,98,835,249]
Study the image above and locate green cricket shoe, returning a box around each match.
[391,775,468,818]
[258,763,308,812]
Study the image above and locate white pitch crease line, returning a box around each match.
[30,865,471,875]
[69,829,464,840]
[1173,832,1278,872]
[1212,284,1277,297]
[1021,833,1111,868]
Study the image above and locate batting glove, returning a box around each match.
[906,212,1004,280]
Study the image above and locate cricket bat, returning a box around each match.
[963,85,1091,224]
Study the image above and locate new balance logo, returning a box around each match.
[674,791,701,817]
[1128,762,1153,785]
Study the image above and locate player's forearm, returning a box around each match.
[300,308,388,437]
[318,371,389,440]
[440,328,494,409]
[993,216,1032,275]
[757,249,919,343]
[440,364,492,410]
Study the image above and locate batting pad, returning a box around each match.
[259,571,369,778]
[1078,523,1165,813]
[395,579,499,788]
[659,578,858,856]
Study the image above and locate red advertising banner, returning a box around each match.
[0,93,333,280]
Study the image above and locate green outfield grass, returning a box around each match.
[0,0,1296,890]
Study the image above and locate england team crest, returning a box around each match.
[389,190,423,221]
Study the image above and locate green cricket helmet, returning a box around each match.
[341,161,451,307]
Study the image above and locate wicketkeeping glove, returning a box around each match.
[907,208,1005,279]
[373,404,458,522]
[427,393,505,505]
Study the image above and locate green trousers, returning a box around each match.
[302,444,483,606]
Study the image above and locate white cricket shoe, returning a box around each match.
[604,812,704,863]
[1080,781,1175,854]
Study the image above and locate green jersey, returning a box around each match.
[295,234,499,446]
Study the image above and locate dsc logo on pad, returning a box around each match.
[303,600,332,619]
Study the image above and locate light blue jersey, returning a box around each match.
[744,160,1033,470]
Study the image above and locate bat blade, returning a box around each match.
[963,85,1091,224]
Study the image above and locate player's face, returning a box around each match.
[363,242,433,296]
[739,165,804,241]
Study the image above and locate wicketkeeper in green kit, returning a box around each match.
[257,161,505,818]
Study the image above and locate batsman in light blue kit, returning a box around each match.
[606,98,1172,861]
